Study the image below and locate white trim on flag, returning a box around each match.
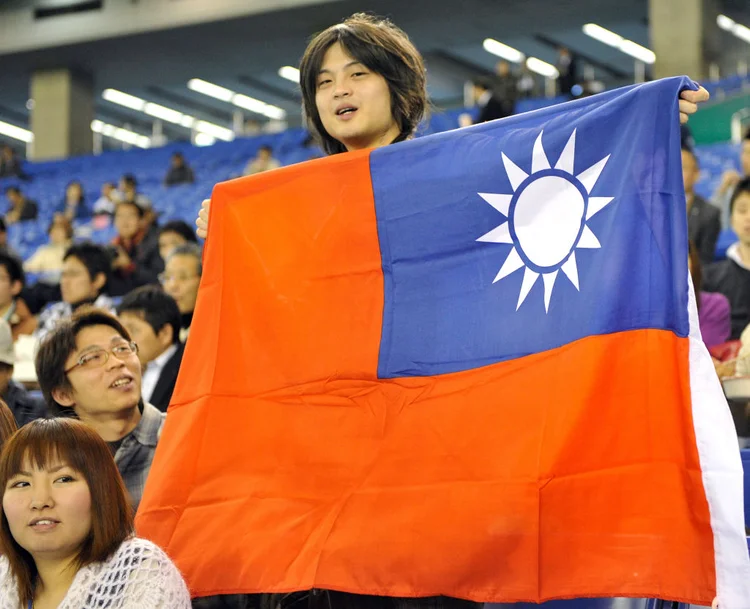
[687,273,750,608]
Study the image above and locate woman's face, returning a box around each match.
[114,204,141,241]
[3,456,92,564]
[315,42,400,152]
[49,225,68,246]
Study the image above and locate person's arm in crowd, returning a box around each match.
[23,247,45,273]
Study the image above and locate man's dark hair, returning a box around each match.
[4,186,20,197]
[0,218,6,233]
[35,307,132,415]
[299,13,428,155]
[63,242,111,289]
[115,199,145,219]
[159,220,197,244]
[730,177,750,215]
[0,252,24,288]
[259,145,273,154]
[167,243,203,276]
[117,286,181,346]
[472,77,493,92]
[744,127,750,142]
[121,173,137,188]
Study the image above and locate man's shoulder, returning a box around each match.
[693,195,720,220]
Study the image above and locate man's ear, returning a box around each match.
[92,272,107,292]
[157,324,174,349]
[10,280,21,298]
[51,387,75,408]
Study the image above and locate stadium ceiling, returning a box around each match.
[0,0,746,147]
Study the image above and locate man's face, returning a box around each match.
[0,264,20,310]
[118,312,171,366]
[730,192,750,246]
[681,149,699,194]
[741,140,750,176]
[162,254,200,314]
[60,256,100,305]
[158,231,187,262]
[6,191,20,207]
[114,204,141,240]
[55,325,142,418]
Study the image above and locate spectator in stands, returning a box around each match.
[472,74,512,125]
[34,308,167,510]
[93,181,118,216]
[244,145,281,175]
[689,241,730,348]
[0,417,191,608]
[4,186,38,225]
[117,173,151,210]
[0,319,45,427]
[704,178,750,339]
[55,179,91,222]
[0,252,36,340]
[713,127,750,225]
[23,214,73,279]
[118,286,184,412]
[0,145,24,179]
[35,242,114,340]
[108,200,164,296]
[0,218,19,260]
[158,220,198,263]
[556,47,578,96]
[683,147,720,264]
[164,151,195,186]
[160,243,201,341]
[516,63,537,99]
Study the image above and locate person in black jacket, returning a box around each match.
[0,319,45,427]
[117,286,184,412]
[682,147,720,264]
[704,178,750,339]
[164,152,195,186]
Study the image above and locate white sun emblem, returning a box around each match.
[477,129,614,312]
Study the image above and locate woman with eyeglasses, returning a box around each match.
[0,417,190,608]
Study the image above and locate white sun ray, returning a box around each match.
[493,247,525,283]
[586,196,614,220]
[554,129,577,174]
[517,267,540,310]
[561,253,580,290]
[542,270,558,312]
[478,193,512,216]
[502,153,529,191]
[577,225,601,249]
[531,132,551,174]
[576,155,611,194]
[478,222,513,244]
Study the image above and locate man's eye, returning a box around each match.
[81,352,104,366]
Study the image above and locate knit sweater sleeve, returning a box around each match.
[0,555,21,609]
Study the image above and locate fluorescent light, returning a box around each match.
[194,133,216,147]
[526,57,559,78]
[90,119,151,148]
[188,78,233,102]
[278,66,300,83]
[734,23,750,44]
[0,120,33,143]
[194,120,234,141]
[102,88,145,111]
[717,14,735,30]
[619,40,656,64]
[144,102,184,124]
[232,94,267,114]
[180,115,196,128]
[482,38,525,63]
[582,23,656,64]
[263,106,287,120]
[582,23,623,47]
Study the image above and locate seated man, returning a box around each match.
[0,319,46,427]
[117,286,184,412]
[683,146,720,265]
[35,307,166,510]
[4,186,38,225]
[164,151,195,186]
[158,220,198,263]
[108,200,164,296]
[243,145,281,176]
[161,243,201,341]
[0,251,36,339]
[35,242,114,340]
[0,145,24,179]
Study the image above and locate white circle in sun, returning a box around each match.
[513,175,585,269]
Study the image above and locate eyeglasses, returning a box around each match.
[158,273,199,284]
[65,341,139,374]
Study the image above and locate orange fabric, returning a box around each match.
[136,151,715,604]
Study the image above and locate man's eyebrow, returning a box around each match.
[318,61,364,75]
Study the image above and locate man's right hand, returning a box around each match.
[196,199,210,239]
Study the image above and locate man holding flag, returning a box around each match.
[135,13,747,609]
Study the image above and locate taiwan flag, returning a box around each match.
[136,76,750,608]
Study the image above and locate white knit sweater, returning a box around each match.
[0,537,191,609]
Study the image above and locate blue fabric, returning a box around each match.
[372,77,694,379]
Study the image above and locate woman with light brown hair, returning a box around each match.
[0,418,190,608]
